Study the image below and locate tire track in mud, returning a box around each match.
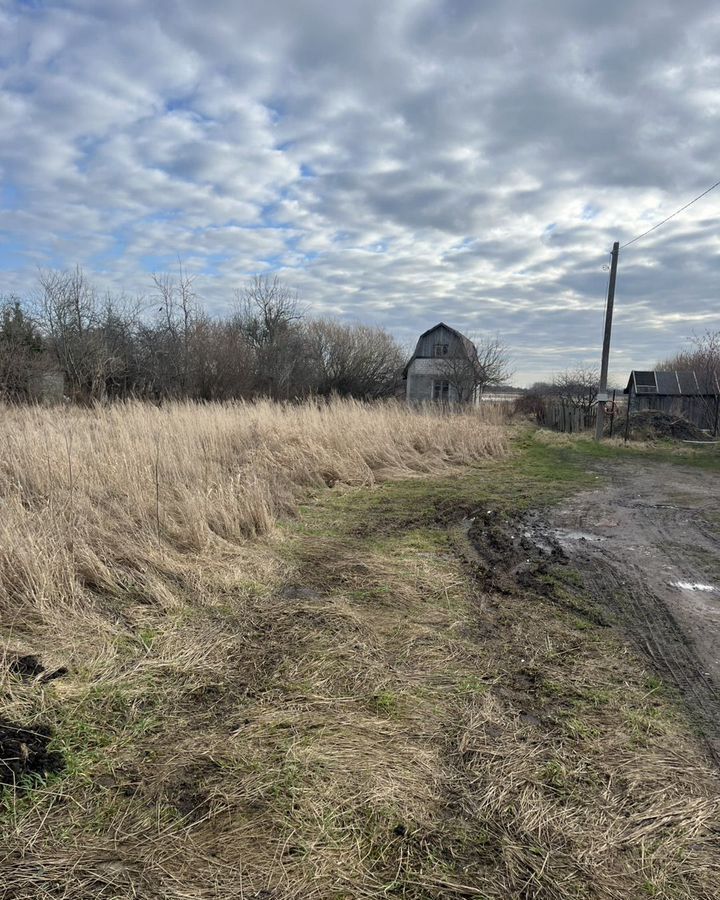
[569,543,720,764]
[540,460,720,766]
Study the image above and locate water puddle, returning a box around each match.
[671,581,717,593]
[552,529,607,544]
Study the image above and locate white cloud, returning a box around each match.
[1,0,720,383]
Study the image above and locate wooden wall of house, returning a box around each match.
[405,366,460,404]
[413,326,466,358]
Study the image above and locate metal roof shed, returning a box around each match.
[624,370,720,432]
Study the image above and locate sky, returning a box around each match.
[1,0,719,385]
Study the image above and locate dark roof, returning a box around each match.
[415,322,478,359]
[403,322,477,377]
[624,370,720,396]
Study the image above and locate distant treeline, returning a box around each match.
[0,269,408,403]
[656,330,720,387]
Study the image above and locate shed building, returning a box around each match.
[403,323,479,404]
[624,370,720,432]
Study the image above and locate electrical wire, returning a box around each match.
[621,178,720,249]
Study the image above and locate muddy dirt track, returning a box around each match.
[540,456,720,763]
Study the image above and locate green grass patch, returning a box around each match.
[297,429,720,545]
[369,689,400,717]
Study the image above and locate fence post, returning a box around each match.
[624,395,631,442]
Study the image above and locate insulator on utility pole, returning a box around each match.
[594,241,620,442]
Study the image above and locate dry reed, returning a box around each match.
[0,399,506,631]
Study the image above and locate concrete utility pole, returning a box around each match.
[594,241,620,441]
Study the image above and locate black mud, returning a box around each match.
[0,719,64,788]
[5,652,68,684]
[7,654,45,680]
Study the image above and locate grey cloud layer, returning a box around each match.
[1,0,720,382]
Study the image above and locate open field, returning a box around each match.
[1,407,720,899]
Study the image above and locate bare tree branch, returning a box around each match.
[438,335,512,402]
[551,366,599,415]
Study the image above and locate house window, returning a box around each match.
[432,380,450,402]
[433,343,449,357]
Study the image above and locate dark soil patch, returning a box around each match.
[621,410,709,442]
[0,719,64,788]
[466,510,567,595]
[162,758,222,822]
[7,654,45,679]
[466,512,618,637]
[6,653,68,683]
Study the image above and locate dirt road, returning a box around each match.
[541,456,720,762]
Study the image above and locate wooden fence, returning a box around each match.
[540,400,596,434]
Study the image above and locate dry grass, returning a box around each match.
[0,398,508,897]
[0,398,505,637]
[1,406,719,899]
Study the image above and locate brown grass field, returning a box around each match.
[1,401,719,899]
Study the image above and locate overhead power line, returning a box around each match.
[621,177,720,249]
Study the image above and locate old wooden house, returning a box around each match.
[403,323,479,404]
[624,370,720,432]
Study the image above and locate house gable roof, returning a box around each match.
[403,322,477,377]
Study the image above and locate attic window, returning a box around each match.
[433,343,449,357]
[634,371,657,394]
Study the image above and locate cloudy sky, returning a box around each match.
[1,0,719,384]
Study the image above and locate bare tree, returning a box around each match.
[188,314,255,400]
[151,262,197,395]
[306,319,405,398]
[34,267,149,401]
[35,267,105,400]
[438,335,512,403]
[437,353,482,403]
[551,366,599,416]
[95,292,143,398]
[657,330,720,388]
[234,275,306,398]
[476,336,513,393]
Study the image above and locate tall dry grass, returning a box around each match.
[0,399,506,632]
